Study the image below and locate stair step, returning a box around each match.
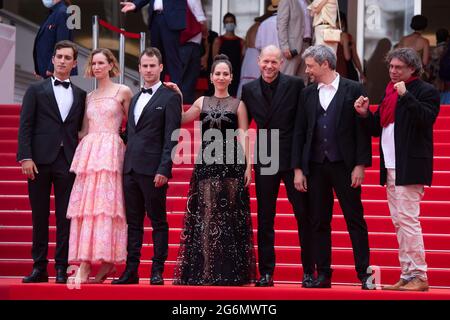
[2,210,450,234]
[1,180,449,201]
[1,260,449,286]
[1,242,449,268]
[1,226,450,250]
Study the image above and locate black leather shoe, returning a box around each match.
[311,274,332,288]
[150,272,164,285]
[111,269,139,285]
[22,269,49,283]
[255,274,274,287]
[55,268,68,284]
[301,273,315,288]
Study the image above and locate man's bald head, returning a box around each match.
[260,45,283,61]
[258,45,283,83]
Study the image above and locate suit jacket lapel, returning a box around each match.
[128,93,140,130]
[64,85,80,122]
[43,78,63,123]
[254,78,270,112]
[265,74,289,126]
[334,78,347,129]
[136,87,164,130]
[309,83,319,125]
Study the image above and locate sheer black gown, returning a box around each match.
[173,96,256,285]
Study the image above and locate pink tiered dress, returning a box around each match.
[67,88,127,263]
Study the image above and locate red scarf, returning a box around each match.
[379,77,418,127]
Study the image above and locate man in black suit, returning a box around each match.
[17,40,86,283]
[112,47,182,285]
[292,45,373,289]
[121,0,186,85]
[354,48,440,291]
[241,45,314,287]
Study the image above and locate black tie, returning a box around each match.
[54,79,70,89]
[141,87,153,95]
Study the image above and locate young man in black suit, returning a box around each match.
[121,0,186,85]
[292,45,373,289]
[17,40,86,283]
[241,45,314,287]
[354,48,440,291]
[112,47,182,285]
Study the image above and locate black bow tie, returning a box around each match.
[141,87,153,95]
[54,79,71,89]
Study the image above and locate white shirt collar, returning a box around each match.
[52,76,71,83]
[318,73,340,91]
[142,81,162,94]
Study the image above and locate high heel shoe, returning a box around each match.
[73,262,91,284]
[91,263,116,284]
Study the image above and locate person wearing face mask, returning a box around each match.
[34,0,77,79]
[212,13,244,97]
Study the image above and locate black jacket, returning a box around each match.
[242,73,305,172]
[361,79,440,186]
[123,85,182,178]
[292,77,372,174]
[17,78,86,164]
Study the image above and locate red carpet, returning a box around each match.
[1,104,450,299]
[1,279,450,300]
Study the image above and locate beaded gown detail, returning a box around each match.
[66,89,127,263]
[173,96,256,285]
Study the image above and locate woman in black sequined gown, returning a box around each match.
[173,55,256,285]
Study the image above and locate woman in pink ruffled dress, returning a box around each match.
[67,48,132,283]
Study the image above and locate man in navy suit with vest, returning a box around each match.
[34,0,77,78]
[112,47,182,285]
[121,0,186,85]
[292,45,373,289]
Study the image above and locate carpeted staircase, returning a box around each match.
[1,103,450,289]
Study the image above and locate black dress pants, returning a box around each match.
[308,160,370,281]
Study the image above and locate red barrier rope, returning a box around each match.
[98,19,141,39]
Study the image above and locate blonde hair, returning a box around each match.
[84,48,120,78]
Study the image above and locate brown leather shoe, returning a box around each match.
[399,277,429,292]
[382,278,410,291]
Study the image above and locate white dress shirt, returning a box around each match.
[317,73,340,111]
[382,123,396,169]
[52,76,73,122]
[298,0,312,38]
[187,0,207,44]
[153,0,163,11]
[134,81,162,125]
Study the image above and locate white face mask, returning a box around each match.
[42,0,54,8]
[224,23,236,32]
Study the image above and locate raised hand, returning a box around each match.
[393,81,407,96]
[120,1,136,13]
[354,95,370,117]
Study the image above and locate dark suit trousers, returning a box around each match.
[151,13,182,85]
[123,171,169,274]
[28,147,74,271]
[254,168,314,275]
[180,42,202,104]
[308,160,370,281]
